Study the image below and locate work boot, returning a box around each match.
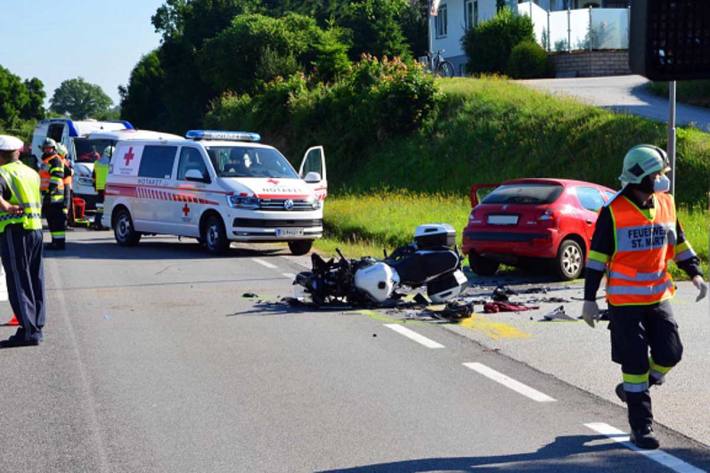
[630,426,660,450]
[615,376,665,403]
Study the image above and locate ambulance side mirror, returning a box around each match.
[185,169,209,183]
[304,171,321,183]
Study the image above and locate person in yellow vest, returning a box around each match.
[56,143,74,224]
[38,138,65,250]
[91,145,112,229]
[582,144,707,450]
[0,135,45,347]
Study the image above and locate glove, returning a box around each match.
[692,275,708,302]
[581,300,600,328]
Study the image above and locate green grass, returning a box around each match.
[336,77,710,207]
[314,193,709,281]
[647,81,710,109]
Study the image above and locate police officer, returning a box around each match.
[38,138,66,250]
[0,135,45,347]
[92,146,112,229]
[582,144,707,450]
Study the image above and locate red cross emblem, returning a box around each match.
[123,147,135,166]
[182,204,190,217]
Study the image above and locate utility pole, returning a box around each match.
[668,81,677,196]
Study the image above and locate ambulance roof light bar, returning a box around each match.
[185,130,261,142]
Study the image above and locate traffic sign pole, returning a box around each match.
[668,81,677,196]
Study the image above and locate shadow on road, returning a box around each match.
[317,434,710,472]
[42,238,286,261]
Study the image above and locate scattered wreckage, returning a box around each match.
[293,224,468,307]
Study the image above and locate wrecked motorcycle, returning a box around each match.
[294,224,468,306]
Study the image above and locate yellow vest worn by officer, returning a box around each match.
[94,157,109,191]
[39,153,65,204]
[0,161,43,233]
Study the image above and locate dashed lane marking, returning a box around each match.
[252,258,278,269]
[584,423,706,473]
[282,273,296,279]
[463,362,556,403]
[384,324,444,349]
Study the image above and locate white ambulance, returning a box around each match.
[102,130,327,255]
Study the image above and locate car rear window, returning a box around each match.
[482,183,563,205]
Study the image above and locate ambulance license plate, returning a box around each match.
[275,228,304,237]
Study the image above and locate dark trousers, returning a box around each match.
[94,190,105,227]
[1,226,45,342]
[609,300,683,431]
[46,202,66,247]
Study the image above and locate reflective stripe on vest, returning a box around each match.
[39,154,64,198]
[0,161,43,233]
[606,194,676,306]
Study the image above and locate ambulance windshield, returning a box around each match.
[206,146,299,179]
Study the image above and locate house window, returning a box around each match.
[435,4,448,38]
[465,0,479,30]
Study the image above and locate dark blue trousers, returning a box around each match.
[1,225,45,342]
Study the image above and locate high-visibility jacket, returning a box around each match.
[0,161,43,233]
[605,193,676,306]
[94,157,109,191]
[39,153,65,203]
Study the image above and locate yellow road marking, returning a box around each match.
[456,314,531,340]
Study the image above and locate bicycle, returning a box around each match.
[423,49,455,77]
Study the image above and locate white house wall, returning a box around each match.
[431,0,497,75]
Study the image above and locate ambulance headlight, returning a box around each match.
[227,195,260,209]
[307,196,321,210]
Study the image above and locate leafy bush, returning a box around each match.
[198,13,350,94]
[206,56,438,175]
[506,40,550,79]
[462,8,534,75]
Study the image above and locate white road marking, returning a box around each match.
[282,273,296,279]
[384,324,444,349]
[463,362,556,403]
[252,258,277,269]
[584,423,706,473]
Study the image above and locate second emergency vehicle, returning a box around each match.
[102,130,327,255]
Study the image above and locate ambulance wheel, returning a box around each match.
[468,251,499,276]
[288,240,313,256]
[203,215,229,255]
[114,208,141,246]
[554,238,584,280]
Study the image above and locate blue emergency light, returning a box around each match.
[185,130,261,142]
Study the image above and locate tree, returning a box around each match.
[462,8,534,75]
[339,0,412,60]
[21,77,45,120]
[0,65,30,128]
[50,78,113,119]
[120,51,169,130]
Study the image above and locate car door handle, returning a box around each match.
[585,219,593,225]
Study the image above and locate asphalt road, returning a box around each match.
[1,230,708,472]
[519,75,710,132]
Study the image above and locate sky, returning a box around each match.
[0,0,165,106]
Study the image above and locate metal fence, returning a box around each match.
[518,1,629,52]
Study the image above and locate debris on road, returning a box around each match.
[484,301,539,313]
[242,292,259,299]
[541,305,576,321]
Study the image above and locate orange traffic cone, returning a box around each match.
[5,314,19,326]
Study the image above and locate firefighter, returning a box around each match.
[582,144,707,450]
[38,138,66,250]
[57,143,73,224]
[0,135,45,347]
[92,146,112,229]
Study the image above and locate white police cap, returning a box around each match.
[0,135,24,151]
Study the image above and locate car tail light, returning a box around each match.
[537,209,555,222]
[469,208,483,224]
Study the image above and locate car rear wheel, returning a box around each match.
[203,215,229,255]
[113,208,141,246]
[554,239,584,280]
[288,240,313,256]
[468,252,499,276]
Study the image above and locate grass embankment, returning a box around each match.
[647,81,710,109]
[314,77,709,280]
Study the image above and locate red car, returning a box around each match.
[462,178,616,280]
